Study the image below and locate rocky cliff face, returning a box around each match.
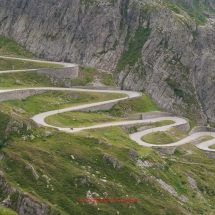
[0,0,215,124]
[0,171,53,215]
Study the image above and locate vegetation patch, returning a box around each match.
[150,120,175,127]
[0,112,11,148]
[116,25,151,72]
[199,135,214,142]
[188,119,198,130]
[0,91,126,118]
[0,72,65,89]
[141,127,188,144]
[0,37,36,58]
[45,111,121,128]
[0,58,62,71]
[1,127,215,214]
[127,120,175,134]
[0,206,18,215]
[207,138,215,149]
[0,71,61,89]
[209,144,215,149]
[0,90,126,149]
[165,77,185,99]
[104,94,160,117]
[163,0,213,25]
[0,66,115,89]
[71,65,115,86]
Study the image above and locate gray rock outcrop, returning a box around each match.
[136,160,152,168]
[25,164,39,180]
[128,149,138,158]
[103,153,124,169]
[0,171,53,215]
[154,146,177,155]
[0,153,4,161]
[42,131,52,137]
[156,178,188,202]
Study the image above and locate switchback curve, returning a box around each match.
[0,56,215,152]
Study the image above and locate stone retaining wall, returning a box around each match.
[141,111,173,120]
[0,89,49,102]
[71,86,121,90]
[189,137,207,146]
[126,111,174,120]
[120,122,149,133]
[79,101,119,112]
[154,146,177,155]
[189,126,215,135]
[205,151,215,159]
[126,112,190,131]
[37,66,79,79]
[173,122,190,132]
[126,114,142,120]
[120,122,148,129]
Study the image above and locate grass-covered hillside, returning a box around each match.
[0,71,61,89]
[45,93,160,128]
[0,88,215,214]
[0,206,18,215]
[0,37,37,58]
[0,90,126,147]
[0,57,62,71]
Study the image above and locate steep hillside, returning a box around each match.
[1,90,215,215]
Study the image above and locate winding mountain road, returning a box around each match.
[0,56,215,152]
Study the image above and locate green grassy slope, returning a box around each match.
[0,37,36,58]
[0,91,126,119]
[45,93,162,128]
[2,126,215,214]
[208,142,215,149]
[116,26,151,72]
[141,129,214,145]
[0,71,60,89]
[45,111,121,128]
[0,90,126,149]
[0,206,18,215]
[141,127,188,144]
[0,89,215,214]
[127,120,175,134]
[0,58,62,71]
[103,94,161,117]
